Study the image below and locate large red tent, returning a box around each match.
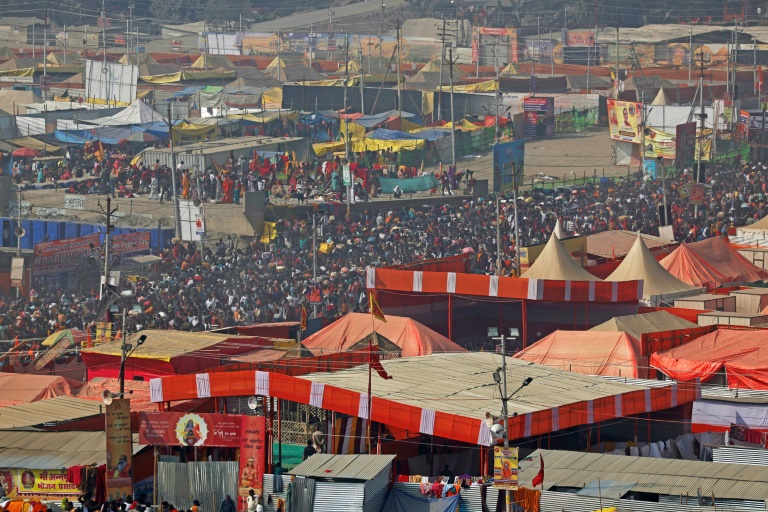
[651,329,768,390]
[302,312,466,357]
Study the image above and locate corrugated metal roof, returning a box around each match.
[82,330,237,360]
[0,396,103,429]
[0,431,143,469]
[290,454,395,480]
[300,353,675,420]
[520,449,768,501]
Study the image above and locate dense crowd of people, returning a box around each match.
[0,148,764,349]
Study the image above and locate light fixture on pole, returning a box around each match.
[119,333,147,395]
[488,327,529,512]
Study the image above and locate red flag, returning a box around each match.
[301,305,308,331]
[369,292,386,323]
[531,454,545,488]
[368,345,393,380]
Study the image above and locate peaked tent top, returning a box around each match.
[553,219,567,240]
[88,99,167,126]
[651,87,671,105]
[606,234,702,299]
[522,233,600,281]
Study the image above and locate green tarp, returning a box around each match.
[380,175,439,194]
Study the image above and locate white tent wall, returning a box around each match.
[84,59,138,105]
[644,105,714,133]
[615,140,639,166]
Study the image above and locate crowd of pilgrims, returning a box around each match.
[0,149,766,346]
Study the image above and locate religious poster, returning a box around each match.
[105,399,133,500]
[138,412,242,447]
[13,469,80,495]
[493,446,519,491]
[238,415,267,503]
[607,99,642,143]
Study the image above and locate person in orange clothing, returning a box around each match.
[181,171,191,199]
[222,175,234,203]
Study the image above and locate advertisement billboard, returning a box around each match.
[111,231,150,256]
[493,446,519,491]
[522,97,554,138]
[139,412,243,447]
[493,140,525,191]
[32,232,101,290]
[607,99,642,143]
[643,127,676,159]
[675,122,697,169]
[105,399,133,500]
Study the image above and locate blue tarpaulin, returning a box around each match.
[382,489,461,512]
[300,112,336,125]
[367,128,425,141]
[411,129,451,141]
[380,175,439,194]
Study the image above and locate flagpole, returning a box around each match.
[367,291,375,453]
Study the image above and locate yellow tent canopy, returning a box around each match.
[439,79,498,93]
[340,120,366,140]
[190,54,236,70]
[351,138,425,153]
[444,119,482,131]
[499,63,520,76]
[336,60,361,74]
[313,141,346,157]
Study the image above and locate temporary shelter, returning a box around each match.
[81,330,274,380]
[651,87,672,105]
[190,54,236,70]
[553,219,567,239]
[605,234,702,305]
[589,310,706,355]
[302,312,466,357]
[288,454,394,512]
[522,233,600,281]
[265,56,325,81]
[0,374,80,407]
[119,53,158,66]
[589,311,700,342]
[651,329,768,389]
[662,237,768,288]
[660,243,736,289]
[87,99,167,126]
[514,330,647,378]
[586,230,677,260]
[622,75,676,91]
[46,51,82,64]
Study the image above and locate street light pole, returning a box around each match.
[119,333,147,395]
[489,328,531,512]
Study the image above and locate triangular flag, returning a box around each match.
[531,454,545,488]
[368,345,392,380]
[369,292,386,323]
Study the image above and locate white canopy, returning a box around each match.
[522,233,600,281]
[606,233,702,305]
[88,99,167,126]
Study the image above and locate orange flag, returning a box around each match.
[369,292,386,323]
[301,305,308,331]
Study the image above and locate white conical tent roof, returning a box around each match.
[651,87,670,106]
[553,219,567,240]
[522,233,600,281]
[89,99,167,126]
[606,233,702,299]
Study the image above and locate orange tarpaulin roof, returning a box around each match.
[651,329,768,390]
[515,330,647,378]
[0,373,80,407]
[302,312,466,357]
[660,243,737,289]
[660,237,768,289]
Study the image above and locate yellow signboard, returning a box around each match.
[493,446,519,491]
[0,468,81,495]
[607,100,642,144]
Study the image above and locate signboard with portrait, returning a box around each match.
[0,468,81,495]
[607,99,642,143]
[493,446,519,491]
[106,399,133,500]
[238,416,267,503]
[139,412,242,447]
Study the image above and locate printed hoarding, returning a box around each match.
[32,233,101,290]
[493,446,519,491]
[106,399,133,500]
[139,412,243,447]
[238,416,267,503]
[607,99,642,143]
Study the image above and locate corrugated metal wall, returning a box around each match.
[714,446,768,467]
[313,481,364,512]
[157,461,237,512]
[362,466,392,512]
[542,490,764,512]
[262,474,293,512]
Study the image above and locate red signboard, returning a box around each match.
[111,231,150,256]
[138,412,242,447]
[238,416,267,502]
[33,233,101,276]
